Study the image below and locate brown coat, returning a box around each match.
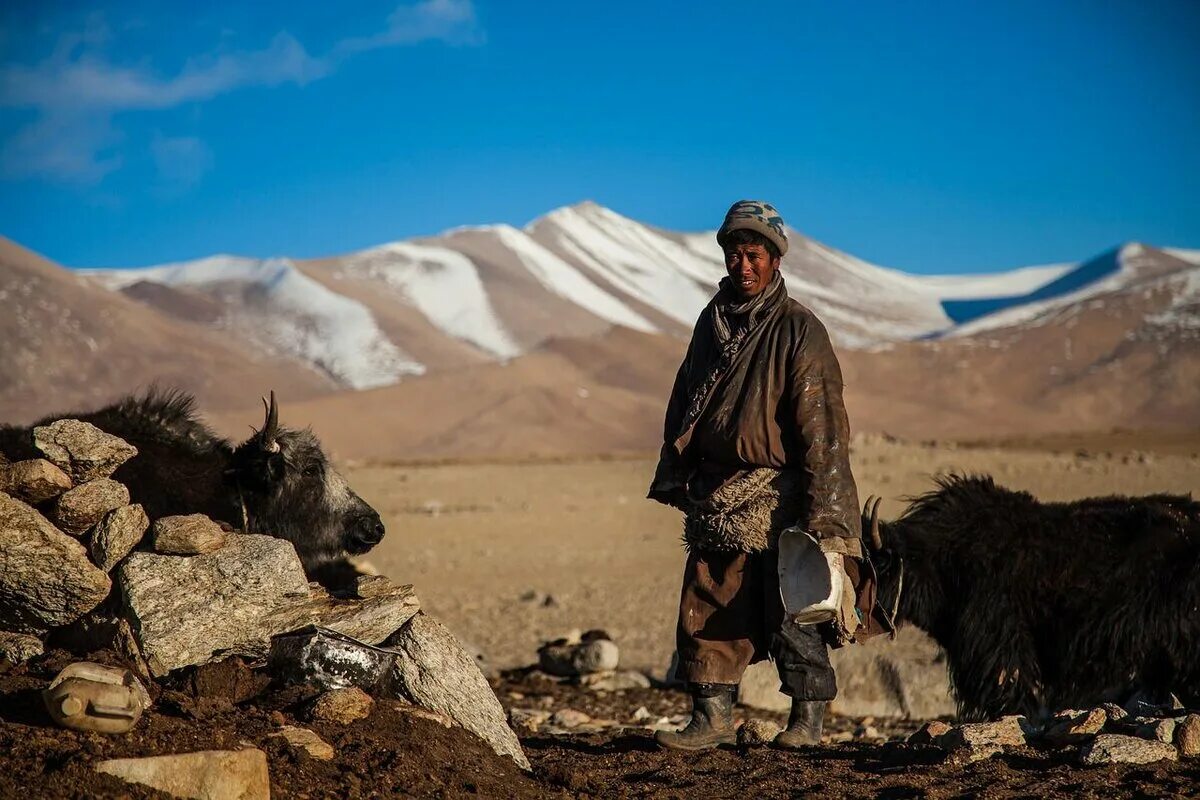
[648,275,861,546]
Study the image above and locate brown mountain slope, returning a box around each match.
[0,238,334,424]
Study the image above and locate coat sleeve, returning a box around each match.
[788,314,862,546]
[646,338,694,508]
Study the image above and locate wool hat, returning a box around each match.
[716,199,789,257]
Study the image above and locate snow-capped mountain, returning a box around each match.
[81,202,1198,391]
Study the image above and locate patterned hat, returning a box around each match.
[716,199,788,257]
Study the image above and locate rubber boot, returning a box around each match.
[773,699,826,749]
[655,684,737,751]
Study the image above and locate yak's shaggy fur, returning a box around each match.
[873,474,1200,721]
[0,389,385,577]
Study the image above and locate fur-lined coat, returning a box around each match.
[648,274,860,554]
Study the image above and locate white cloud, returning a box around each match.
[335,0,483,55]
[151,134,214,191]
[0,1,482,185]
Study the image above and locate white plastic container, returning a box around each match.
[777,529,846,625]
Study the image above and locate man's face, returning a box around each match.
[723,242,780,299]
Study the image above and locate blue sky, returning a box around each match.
[1,0,1197,273]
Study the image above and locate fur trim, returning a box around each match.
[683,468,804,553]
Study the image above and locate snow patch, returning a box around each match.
[338,242,521,359]
[87,256,421,389]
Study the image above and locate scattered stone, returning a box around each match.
[509,707,551,734]
[118,534,310,676]
[386,612,530,769]
[907,719,953,745]
[94,748,270,800]
[34,420,137,483]
[1080,734,1178,766]
[942,716,1027,762]
[89,504,149,571]
[0,459,72,504]
[0,631,44,663]
[738,718,782,747]
[1137,717,1177,744]
[51,478,129,536]
[632,706,652,722]
[1045,707,1107,745]
[856,724,883,740]
[538,632,619,677]
[152,514,227,555]
[550,708,591,728]
[578,669,651,692]
[309,687,374,725]
[1176,714,1200,758]
[271,726,335,760]
[828,629,958,719]
[0,493,111,632]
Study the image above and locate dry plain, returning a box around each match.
[347,433,1200,676]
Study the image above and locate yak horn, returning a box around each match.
[867,496,884,551]
[260,391,280,452]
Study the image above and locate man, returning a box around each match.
[649,200,864,750]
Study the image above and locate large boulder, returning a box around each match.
[386,612,530,770]
[51,479,130,537]
[94,749,269,799]
[0,493,111,632]
[120,536,420,676]
[0,459,72,504]
[118,535,311,676]
[33,420,137,483]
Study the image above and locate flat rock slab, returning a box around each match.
[119,535,311,676]
[34,420,137,484]
[0,459,72,504]
[153,515,227,555]
[94,748,269,800]
[90,504,149,572]
[52,479,130,537]
[271,726,334,760]
[273,576,420,645]
[387,612,530,770]
[0,493,111,632]
[1080,733,1178,766]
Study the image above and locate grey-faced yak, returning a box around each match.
[863,475,1199,720]
[0,389,385,579]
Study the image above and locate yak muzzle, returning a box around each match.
[346,512,385,553]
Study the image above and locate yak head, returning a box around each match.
[861,492,948,635]
[226,392,385,572]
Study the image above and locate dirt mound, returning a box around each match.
[0,650,537,799]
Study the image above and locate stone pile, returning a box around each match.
[0,418,530,792]
[908,697,1200,765]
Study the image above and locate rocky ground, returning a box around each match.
[3,651,1198,799]
[3,431,1198,797]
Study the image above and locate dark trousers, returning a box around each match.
[675,548,837,701]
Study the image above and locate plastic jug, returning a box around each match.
[43,662,149,734]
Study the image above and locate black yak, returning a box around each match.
[0,389,385,578]
[863,475,1200,721]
